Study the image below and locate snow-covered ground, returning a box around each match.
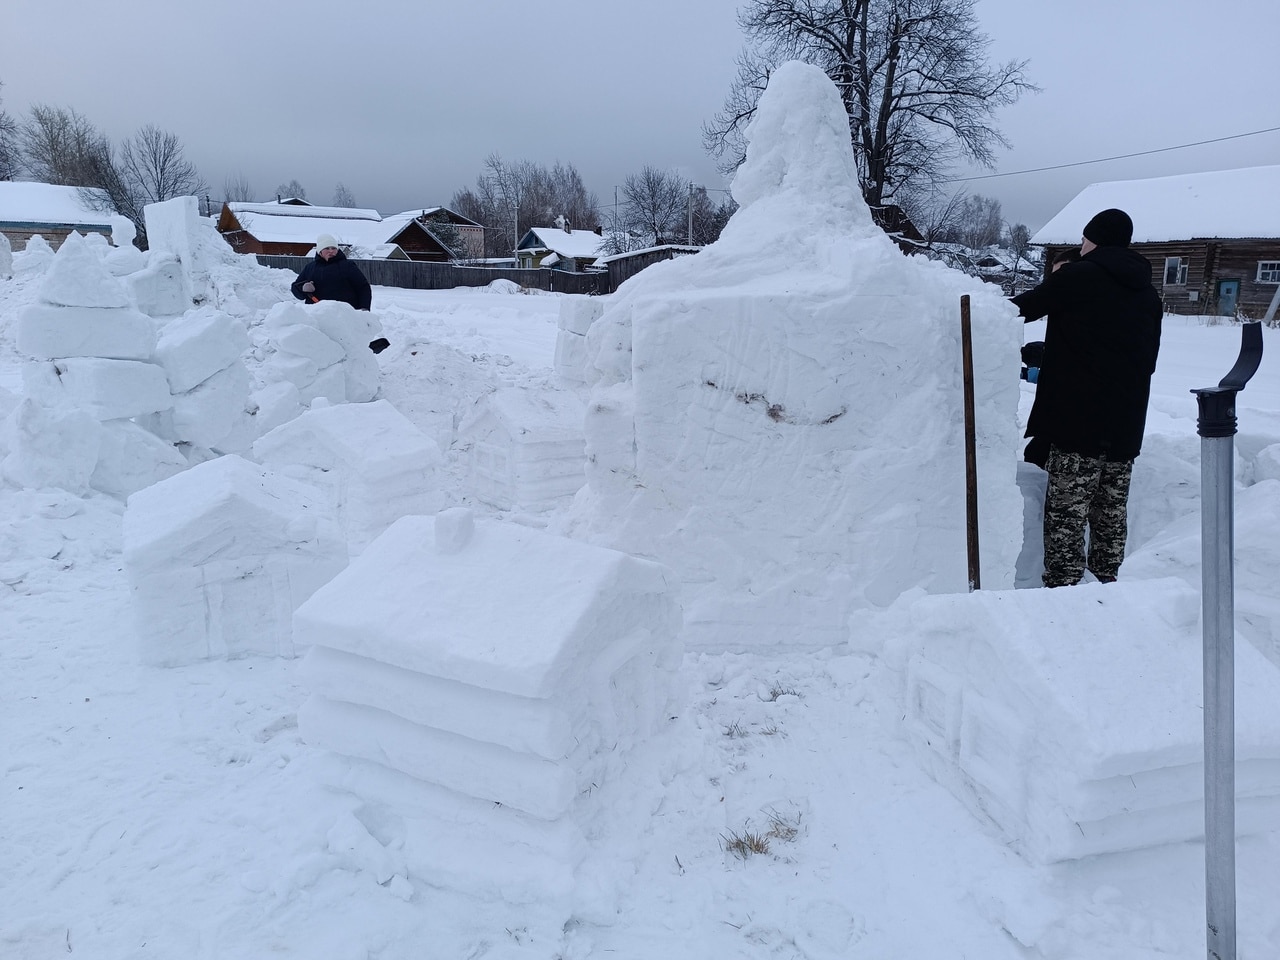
[3,280,1279,959]
[3,63,1279,960]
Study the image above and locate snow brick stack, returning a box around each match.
[884,577,1280,862]
[565,61,1022,652]
[122,455,347,667]
[148,305,253,452]
[6,232,183,497]
[295,510,682,902]
[253,398,444,553]
[458,385,587,511]
[554,295,603,383]
[260,300,383,405]
[143,196,212,308]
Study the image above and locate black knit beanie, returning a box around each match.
[1082,208,1133,248]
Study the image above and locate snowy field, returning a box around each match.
[3,63,1280,960]
[3,276,1279,959]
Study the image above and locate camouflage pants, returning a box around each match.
[1042,446,1133,587]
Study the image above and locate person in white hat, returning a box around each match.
[290,233,372,311]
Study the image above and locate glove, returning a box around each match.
[301,281,315,293]
[1026,366,1039,384]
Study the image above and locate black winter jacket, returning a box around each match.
[1012,246,1162,461]
[290,250,373,310]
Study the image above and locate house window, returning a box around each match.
[1258,261,1280,283]
[1164,257,1189,286]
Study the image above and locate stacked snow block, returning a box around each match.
[553,295,603,383]
[0,230,12,278]
[123,454,347,667]
[150,305,253,451]
[260,300,384,405]
[457,386,587,511]
[886,578,1280,862]
[8,232,184,497]
[295,510,682,900]
[253,398,444,553]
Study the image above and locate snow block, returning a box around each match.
[0,231,12,279]
[1,397,101,494]
[557,295,604,336]
[458,386,587,511]
[253,398,443,552]
[17,302,157,362]
[553,329,589,383]
[170,361,252,450]
[154,307,250,394]
[884,577,1280,862]
[24,357,172,422]
[295,514,682,824]
[143,196,207,306]
[123,454,347,666]
[273,323,345,369]
[37,231,131,308]
[126,255,188,318]
[89,418,186,500]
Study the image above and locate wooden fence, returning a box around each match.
[257,256,611,296]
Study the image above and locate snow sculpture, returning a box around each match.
[253,398,444,552]
[885,577,1280,862]
[261,300,384,404]
[458,386,587,511]
[123,455,347,667]
[566,61,1022,652]
[295,512,682,901]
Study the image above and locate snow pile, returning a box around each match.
[553,294,603,383]
[458,384,587,511]
[565,61,1022,651]
[122,454,347,666]
[885,576,1280,861]
[253,398,444,553]
[295,510,682,903]
[259,300,383,405]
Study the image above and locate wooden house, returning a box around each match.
[400,206,486,260]
[516,223,606,272]
[0,182,115,249]
[217,201,457,261]
[1032,165,1280,318]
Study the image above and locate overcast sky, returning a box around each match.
[2,0,1277,233]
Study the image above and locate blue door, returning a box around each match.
[1217,279,1240,317]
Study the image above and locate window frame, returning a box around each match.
[1164,256,1189,286]
[1257,260,1280,284]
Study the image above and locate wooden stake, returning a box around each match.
[960,295,980,591]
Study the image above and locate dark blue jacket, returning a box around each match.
[1013,246,1162,461]
[290,250,372,310]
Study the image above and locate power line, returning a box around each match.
[945,124,1280,183]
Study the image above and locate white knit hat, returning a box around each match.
[315,233,340,251]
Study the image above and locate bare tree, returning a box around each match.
[275,178,307,201]
[622,166,688,246]
[450,154,600,258]
[332,182,356,207]
[1006,221,1032,293]
[18,104,111,186]
[0,82,18,181]
[223,170,255,202]
[119,124,207,207]
[704,0,1035,209]
[954,194,1002,249]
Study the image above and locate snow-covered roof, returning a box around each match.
[518,227,605,259]
[1033,165,1280,245]
[230,209,424,248]
[228,201,382,222]
[391,206,482,228]
[593,243,702,266]
[0,181,114,227]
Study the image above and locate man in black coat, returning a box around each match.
[1012,208,1162,587]
[290,234,373,310]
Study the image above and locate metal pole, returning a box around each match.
[1193,320,1263,960]
[960,295,980,591]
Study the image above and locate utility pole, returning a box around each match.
[688,182,695,245]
